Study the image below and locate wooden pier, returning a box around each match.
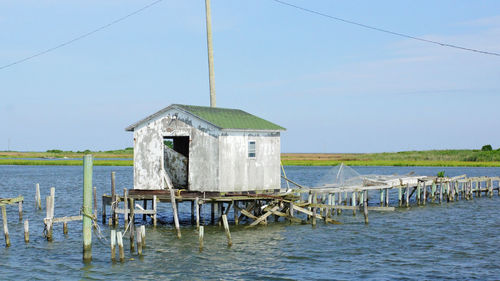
[101,174,500,231]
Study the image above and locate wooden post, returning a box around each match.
[351,192,356,216]
[136,228,142,256]
[123,188,128,228]
[385,188,389,207]
[170,190,181,238]
[117,231,124,262]
[488,179,493,198]
[50,187,55,202]
[140,225,146,247]
[191,200,195,225]
[431,182,436,202]
[222,214,232,247]
[311,207,317,227]
[233,200,239,225]
[199,226,204,252]
[380,189,384,206]
[35,183,42,210]
[289,201,294,219]
[439,183,443,203]
[337,192,342,215]
[423,183,427,205]
[63,222,68,234]
[211,202,215,225]
[129,198,135,252]
[93,187,99,226]
[331,193,336,217]
[24,220,29,243]
[111,171,117,225]
[45,196,53,241]
[195,197,200,229]
[398,187,402,207]
[416,182,421,205]
[363,190,369,224]
[405,184,410,207]
[2,206,10,247]
[143,200,147,221]
[82,154,93,262]
[152,195,157,227]
[110,229,116,261]
[18,200,23,221]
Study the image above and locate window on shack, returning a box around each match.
[248,141,256,158]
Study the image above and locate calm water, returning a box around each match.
[0,165,499,280]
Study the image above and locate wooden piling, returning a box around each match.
[63,222,68,234]
[110,229,116,261]
[311,207,317,227]
[111,171,117,225]
[45,196,53,241]
[24,220,29,243]
[363,190,369,224]
[380,189,384,206]
[405,184,410,207]
[152,195,157,227]
[431,182,436,202]
[439,183,443,203]
[195,197,200,229]
[18,200,23,221]
[398,187,402,206]
[35,183,42,210]
[117,231,124,262]
[123,188,128,228]
[82,154,93,262]
[170,190,181,239]
[136,228,143,256]
[351,192,356,216]
[416,182,421,205]
[140,225,146,247]
[385,188,389,207]
[130,198,135,252]
[233,200,239,225]
[2,206,10,247]
[423,183,427,205]
[222,214,232,247]
[199,226,204,251]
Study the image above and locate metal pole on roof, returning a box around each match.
[205,0,216,107]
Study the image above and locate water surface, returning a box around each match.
[0,165,499,280]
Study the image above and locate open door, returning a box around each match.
[163,136,189,188]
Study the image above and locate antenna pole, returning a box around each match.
[205,0,216,107]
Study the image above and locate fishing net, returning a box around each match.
[316,163,366,188]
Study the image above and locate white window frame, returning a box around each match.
[248,140,256,158]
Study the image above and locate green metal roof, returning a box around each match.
[174,104,285,131]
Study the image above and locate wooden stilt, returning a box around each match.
[406,184,410,207]
[35,183,42,210]
[222,214,232,247]
[153,195,157,227]
[380,189,384,206]
[18,200,23,221]
[311,207,317,227]
[170,190,181,238]
[363,190,369,224]
[423,183,427,205]
[117,231,124,262]
[199,226,204,252]
[398,187,402,207]
[385,188,389,207]
[195,197,200,229]
[63,222,68,234]
[233,200,239,225]
[130,198,135,252]
[110,229,116,261]
[24,219,29,243]
[2,206,10,247]
[111,172,117,225]
[140,225,146,247]
[123,188,128,228]
[351,192,356,216]
[45,196,53,241]
[136,228,142,256]
[439,183,443,203]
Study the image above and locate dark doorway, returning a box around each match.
[163,136,189,189]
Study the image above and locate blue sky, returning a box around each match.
[1,0,499,153]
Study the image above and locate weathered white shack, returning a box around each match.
[125,104,285,192]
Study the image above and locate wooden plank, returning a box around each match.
[308,203,395,211]
[45,215,82,224]
[247,205,279,227]
[0,195,24,207]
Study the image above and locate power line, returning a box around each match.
[271,0,500,57]
[0,0,164,71]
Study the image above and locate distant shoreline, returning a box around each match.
[1,150,499,167]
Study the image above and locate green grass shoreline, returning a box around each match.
[1,158,499,167]
[2,149,500,167]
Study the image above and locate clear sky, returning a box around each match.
[1,0,499,153]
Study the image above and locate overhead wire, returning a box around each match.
[0,0,164,71]
[271,0,500,57]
